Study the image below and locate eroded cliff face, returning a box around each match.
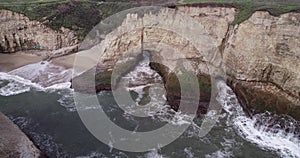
[0,10,78,53]
[98,6,236,74]
[2,6,299,119]
[79,6,236,113]
[224,11,300,118]
[84,6,300,119]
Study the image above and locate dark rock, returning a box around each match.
[149,62,212,115]
[230,79,300,120]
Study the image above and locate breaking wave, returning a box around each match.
[0,72,71,97]
[9,61,73,87]
[216,80,300,158]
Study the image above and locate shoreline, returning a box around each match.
[0,52,43,72]
[0,112,43,158]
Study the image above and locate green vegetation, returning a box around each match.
[95,70,112,84]
[0,0,136,40]
[181,0,300,25]
[1,0,299,39]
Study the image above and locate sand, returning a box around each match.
[0,46,101,76]
[52,46,103,75]
[0,53,43,72]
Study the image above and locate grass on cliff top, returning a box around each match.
[0,0,176,41]
[1,0,299,39]
[181,0,300,25]
[0,0,136,41]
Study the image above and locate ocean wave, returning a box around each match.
[144,150,166,158]
[76,151,107,158]
[205,149,232,158]
[57,89,76,112]
[184,147,195,158]
[0,72,72,97]
[216,80,300,158]
[9,61,73,87]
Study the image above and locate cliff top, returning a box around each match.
[0,0,299,40]
[178,0,300,24]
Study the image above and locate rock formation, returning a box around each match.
[73,6,236,114]
[0,9,78,53]
[0,112,42,158]
[1,6,299,119]
[224,11,300,119]
[77,6,300,119]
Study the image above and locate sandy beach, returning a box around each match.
[0,53,43,72]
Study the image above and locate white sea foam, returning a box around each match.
[204,137,236,158]
[184,147,195,158]
[216,80,300,158]
[57,89,76,112]
[0,72,72,96]
[123,52,162,85]
[76,151,107,158]
[145,150,166,158]
[163,111,194,126]
[12,116,31,129]
[9,61,73,87]
[117,51,166,117]
[204,150,232,158]
[0,82,31,96]
[117,51,205,137]
[0,60,73,97]
[0,72,42,96]
[119,51,205,135]
[47,82,72,90]
[11,116,68,157]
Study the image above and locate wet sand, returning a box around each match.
[0,53,43,72]
[52,45,103,75]
[51,53,76,69]
[0,46,101,77]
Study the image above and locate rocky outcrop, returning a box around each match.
[0,112,42,158]
[77,6,237,113]
[0,9,78,53]
[149,62,212,114]
[44,44,79,60]
[223,11,300,119]
[71,6,300,119]
[96,6,236,72]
